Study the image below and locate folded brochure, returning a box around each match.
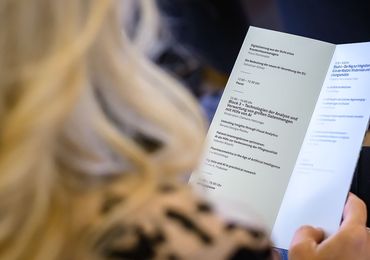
[190,26,370,250]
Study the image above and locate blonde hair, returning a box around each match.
[0,0,206,259]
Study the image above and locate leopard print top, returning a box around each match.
[93,184,276,260]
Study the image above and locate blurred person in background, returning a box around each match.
[125,0,249,122]
[152,0,250,124]
[0,1,369,260]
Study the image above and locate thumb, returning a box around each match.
[342,193,367,227]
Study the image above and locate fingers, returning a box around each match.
[342,193,367,228]
[291,225,325,246]
[289,226,325,259]
[290,194,369,260]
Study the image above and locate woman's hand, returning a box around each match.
[289,193,370,260]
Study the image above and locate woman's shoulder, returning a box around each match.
[96,183,276,260]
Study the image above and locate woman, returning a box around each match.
[0,0,368,259]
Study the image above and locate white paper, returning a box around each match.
[189,27,370,250]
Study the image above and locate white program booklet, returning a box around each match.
[189,26,370,250]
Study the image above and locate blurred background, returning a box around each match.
[138,0,370,123]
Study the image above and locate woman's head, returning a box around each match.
[0,0,205,258]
